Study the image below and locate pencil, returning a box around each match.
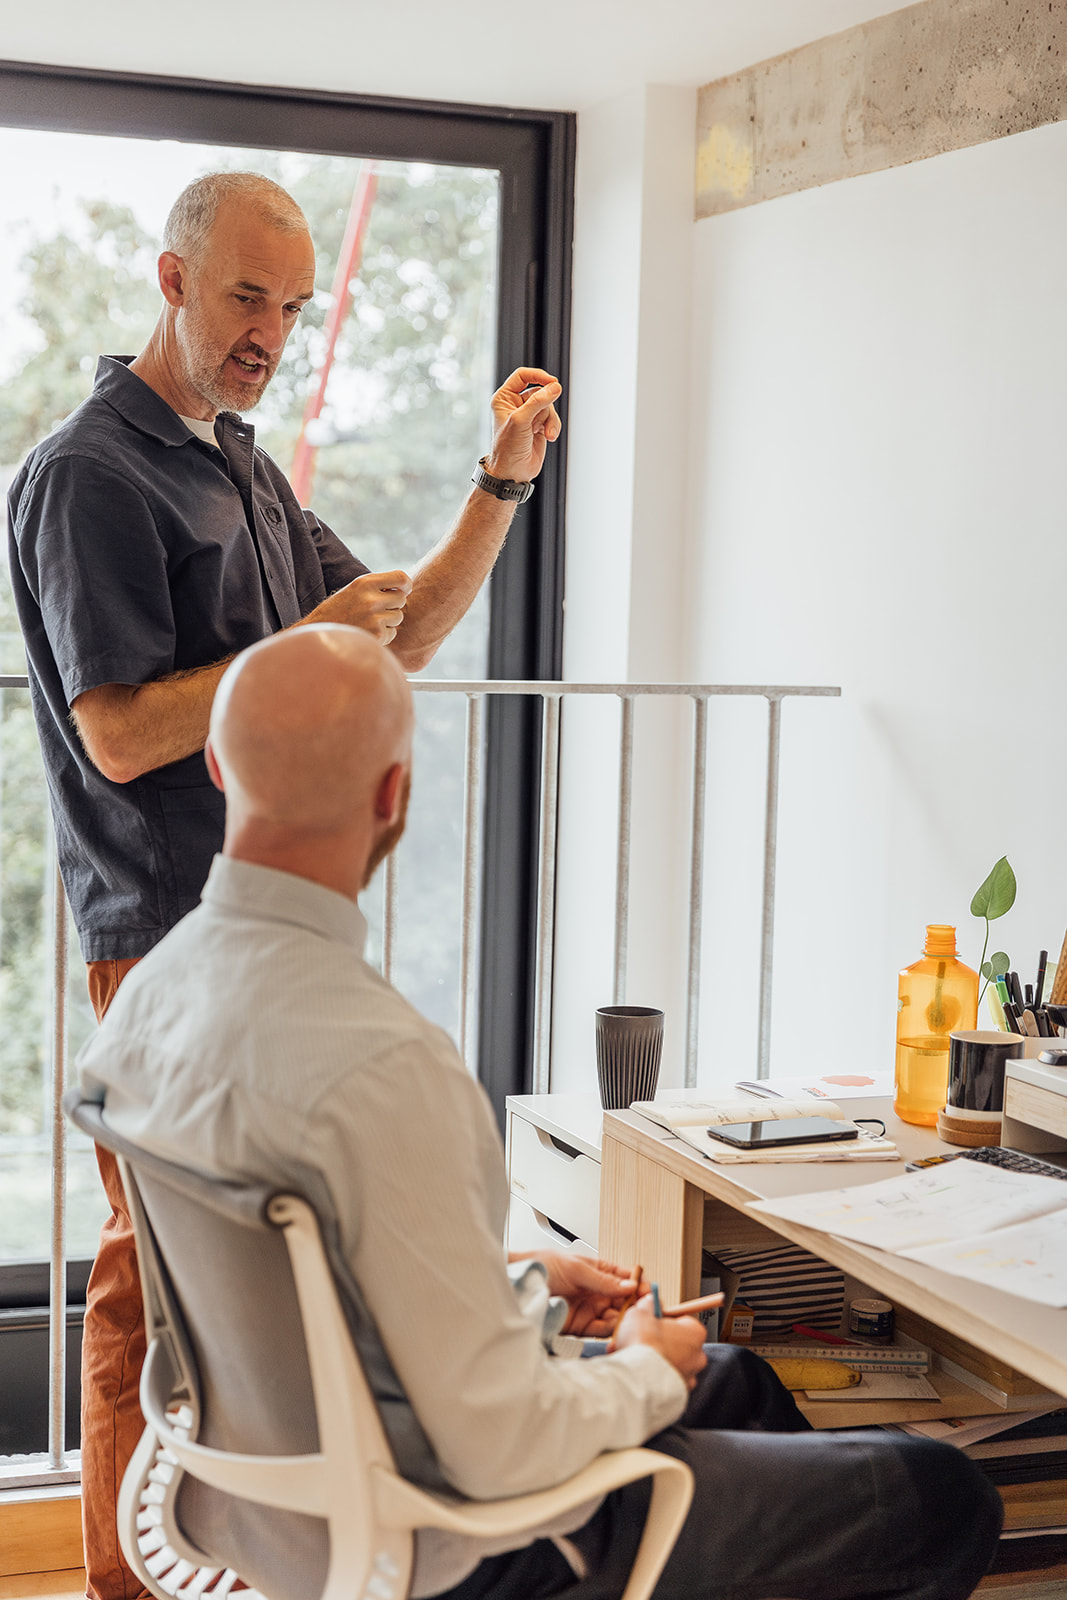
[662,1291,725,1318]
[651,1283,662,1319]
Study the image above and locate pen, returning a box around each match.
[651,1283,662,1319]
[1036,950,1049,1009]
[1009,970,1025,1010]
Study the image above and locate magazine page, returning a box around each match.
[901,1214,1067,1307]
[735,1072,894,1102]
[750,1160,1067,1252]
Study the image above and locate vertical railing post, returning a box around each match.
[383,853,398,987]
[458,694,484,1074]
[47,854,67,1471]
[613,695,634,1006]
[532,694,561,1094]
[685,697,708,1088]
[756,696,783,1079]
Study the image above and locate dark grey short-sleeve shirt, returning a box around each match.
[6,357,369,961]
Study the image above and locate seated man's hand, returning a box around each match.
[613,1297,708,1390]
[509,1251,644,1337]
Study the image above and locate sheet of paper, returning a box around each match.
[805,1372,939,1401]
[735,1072,895,1102]
[898,1408,1060,1448]
[901,1214,1067,1306]
[749,1159,1067,1251]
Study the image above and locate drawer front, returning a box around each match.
[507,1194,597,1256]
[508,1114,600,1247]
[1005,1078,1067,1140]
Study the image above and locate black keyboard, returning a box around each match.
[961,1146,1067,1181]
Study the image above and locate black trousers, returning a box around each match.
[434,1346,1003,1600]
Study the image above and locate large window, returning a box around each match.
[0,59,572,1453]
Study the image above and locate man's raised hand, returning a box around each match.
[483,367,562,485]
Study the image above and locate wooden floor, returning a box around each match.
[3,1572,1065,1599]
[0,1569,1065,1599]
[0,1575,85,1600]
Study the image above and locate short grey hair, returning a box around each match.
[163,172,309,263]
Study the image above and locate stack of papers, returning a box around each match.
[629,1087,898,1163]
[675,1125,898,1164]
[749,1160,1067,1305]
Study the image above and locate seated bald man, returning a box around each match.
[76,626,1002,1600]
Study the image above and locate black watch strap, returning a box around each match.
[472,455,534,504]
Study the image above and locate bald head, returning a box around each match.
[207,626,413,894]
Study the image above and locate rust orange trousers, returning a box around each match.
[81,957,145,1600]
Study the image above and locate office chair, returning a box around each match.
[66,1090,694,1600]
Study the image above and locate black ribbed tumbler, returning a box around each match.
[595,1006,664,1110]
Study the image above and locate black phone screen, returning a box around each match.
[708,1117,859,1149]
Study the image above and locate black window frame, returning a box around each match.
[0,60,572,1363]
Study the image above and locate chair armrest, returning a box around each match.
[373,1446,690,1538]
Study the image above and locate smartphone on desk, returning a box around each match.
[708,1117,859,1149]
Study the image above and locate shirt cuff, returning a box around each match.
[608,1341,690,1435]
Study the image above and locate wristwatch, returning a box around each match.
[471,456,535,504]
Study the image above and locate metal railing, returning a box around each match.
[407,681,840,1091]
[0,673,838,1491]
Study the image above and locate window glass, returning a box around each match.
[0,128,498,1263]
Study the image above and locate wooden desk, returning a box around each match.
[598,1097,1067,1401]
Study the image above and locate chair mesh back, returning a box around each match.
[136,1169,330,1600]
[63,1093,449,1600]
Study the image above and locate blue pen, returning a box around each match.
[651,1283,662,1319]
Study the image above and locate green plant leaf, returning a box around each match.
[970,858,1017,922]
[988,951,1010,978]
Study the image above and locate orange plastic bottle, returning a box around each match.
[894,924,978,1126]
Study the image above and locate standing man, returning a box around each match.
[6,170,561,1600]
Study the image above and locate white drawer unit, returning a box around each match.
[505,1093,604,1253]
[507,1194,598,1255]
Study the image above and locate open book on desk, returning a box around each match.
[629,1089,899,1162]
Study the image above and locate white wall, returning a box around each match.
[682,118,1067,1086]
[550,86,699,1092]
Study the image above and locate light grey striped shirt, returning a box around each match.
[78,855,686,1593]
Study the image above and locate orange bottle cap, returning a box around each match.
[923,924,958,958]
